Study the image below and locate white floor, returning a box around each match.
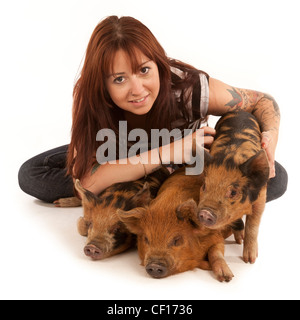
[1,0,300,300]
[0,155,298,300]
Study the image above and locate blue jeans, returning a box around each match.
[18,145,288,203]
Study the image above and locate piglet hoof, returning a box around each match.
[212,260,234,283]
[233,229,244,245]
[243,242,258,264]
[77,217,89,237]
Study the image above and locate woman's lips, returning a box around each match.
[129,94,149,105]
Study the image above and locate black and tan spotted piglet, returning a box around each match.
[180,111,270,264]
[73,168,170,260]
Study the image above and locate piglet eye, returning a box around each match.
[230,190,237,197]
[226,187,240,199]
[144,236,150,245]
[108,222,122,234]
[172,236,183,247]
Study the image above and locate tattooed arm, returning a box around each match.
[208,78,280,178]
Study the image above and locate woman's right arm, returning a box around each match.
[80,127,215,195]
[80,151,159,195]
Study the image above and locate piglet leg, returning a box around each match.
[243,187,267,264]
[208,243,234,282]
[54,197,82,207]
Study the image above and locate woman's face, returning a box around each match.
[106,49,160,115]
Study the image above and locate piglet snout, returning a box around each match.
[198,209,217,226]
[146,262,168,279]
[84,244,103,260]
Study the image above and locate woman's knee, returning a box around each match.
[18,159,34,196]
[266,162,288,202]
[18,155,55,203]
[18,158,49,202]
[18,157,74,203]
[18,145,73,203]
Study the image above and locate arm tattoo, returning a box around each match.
[260,93,281,118]
[225,88,243,108]
[91,163,101,175]
[252,93,281,133]
[226,87,262,110]
[225,87,280,132]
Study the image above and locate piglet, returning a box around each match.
[181,111,270,264]
[74,168,170,260]
[118,168,241,282]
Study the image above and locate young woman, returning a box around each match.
[18,16,287,203]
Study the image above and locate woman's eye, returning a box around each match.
[113,76,125,84]
[140,67,150,75]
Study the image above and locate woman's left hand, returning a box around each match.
[261,131,276,179]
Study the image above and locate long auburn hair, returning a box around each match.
[67,16,208,180]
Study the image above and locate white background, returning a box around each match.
[0,0,299,300]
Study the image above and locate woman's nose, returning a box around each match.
[130,76,144,96]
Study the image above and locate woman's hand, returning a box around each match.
[182,127,216,163]
[261,131,276,179]
[160,126,216,166]
[201,126,216,151]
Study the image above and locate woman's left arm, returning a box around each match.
[207,78,281,178]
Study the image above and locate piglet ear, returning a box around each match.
[74,179,85,198]
[74,179,102,207]
[176,199,200,228]
[239,150,269,201]
[117,207,147,235]
[204,149,213,166]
